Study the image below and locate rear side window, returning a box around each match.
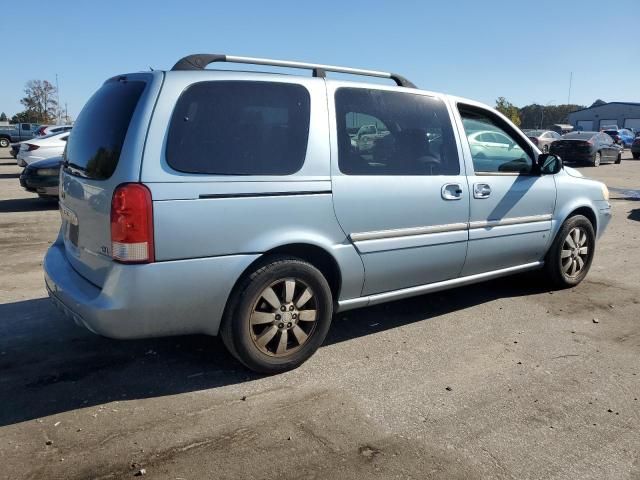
[166,81,311,175]
[65,79,145,179]
[335,88,459,175]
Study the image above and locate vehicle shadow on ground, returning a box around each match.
[0,274,549,427]
[628,209,640,222]
[0,197,58,213]
[0,173,21,179]
[0,161,17,166]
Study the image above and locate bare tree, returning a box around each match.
[20,80,59,124]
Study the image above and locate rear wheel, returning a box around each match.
[592,151,601,167]
[221,256,333,374]
[633,152,640,160]
[615,152,622,164]
[544,215,595,288]
[0,137,10,148]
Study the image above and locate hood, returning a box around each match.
[563,165,584,178]
[26,156,63,170]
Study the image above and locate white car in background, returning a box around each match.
[36,124,73,137]
[16,131,70,166]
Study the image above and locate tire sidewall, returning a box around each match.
[224,257,333,373]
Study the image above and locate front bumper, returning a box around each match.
[595,200,612,239]
[44,236,258,339]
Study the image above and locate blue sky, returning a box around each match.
[2,0,638,120]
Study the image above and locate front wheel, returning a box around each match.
[0,138,10,148]
[221,256,333,374]
[615,152,622,164]
[592,151,601,167]
[544,215,595,288]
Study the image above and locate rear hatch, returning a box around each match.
[59,72,161,287]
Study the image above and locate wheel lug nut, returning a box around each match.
[287,322,292,328]
[292,313,297,319]
[278,323,284,329]
[275,314,281,320]
[280,306,286,312]
[289,305,294,311]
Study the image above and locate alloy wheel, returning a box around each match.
[561,227,589,278]
[249,278,318,357]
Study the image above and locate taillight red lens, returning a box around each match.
[110,183,154,263]
[26,144,40,151]
[529,137,538,145]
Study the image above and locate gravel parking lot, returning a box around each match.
[0,149,638,479]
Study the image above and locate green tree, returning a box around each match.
[495,97,521,126]
[519,104,586,129]
[0,112,7,122]
[10,111,39,124]
[19,80,59,124]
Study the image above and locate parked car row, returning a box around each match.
[524,129,623,167]
[2,123,73,158]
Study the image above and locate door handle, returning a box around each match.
[474,183,491,199]
[441,183,463,200]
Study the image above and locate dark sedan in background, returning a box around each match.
[19,155,62,198]
[550,131,622,167]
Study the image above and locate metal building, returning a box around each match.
[567,102,640,131]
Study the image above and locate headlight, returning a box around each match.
[35,168,60,176]
[600,183,609,201]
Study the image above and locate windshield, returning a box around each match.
[64,79,145,179]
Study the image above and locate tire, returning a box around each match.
[0,137,10,148]
[615,152,622,164]
[220,255,333,374]
[542,144,549,153]
[592,151,601,167]
[633,153,640,160]
[544,215,595,289]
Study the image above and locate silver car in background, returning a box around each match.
[44,53,612,374]
[524,129,562,153]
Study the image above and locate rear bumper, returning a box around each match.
[554,152,593,162]
[44,236,259,339]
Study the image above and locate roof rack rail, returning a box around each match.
[171,53,416,88]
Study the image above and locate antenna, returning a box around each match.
[567,72,573,105]
[55,73,61,125]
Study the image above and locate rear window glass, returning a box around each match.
[166,81,311,175]
[64,79,145,179]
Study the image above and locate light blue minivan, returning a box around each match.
[44,54,612,373]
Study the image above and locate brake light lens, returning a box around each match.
[26,144,40,151]
[528,136,538,145]
[110,183,154,263]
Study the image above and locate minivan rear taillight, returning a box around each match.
[110,184,154,263]
[26,144,40,151]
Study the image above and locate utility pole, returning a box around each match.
[55,73,61,125]
[567,72,573,106]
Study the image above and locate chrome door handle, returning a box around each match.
[441,183,463,200]
[474,183,491,199]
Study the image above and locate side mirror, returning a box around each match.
[537,153,563,175]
